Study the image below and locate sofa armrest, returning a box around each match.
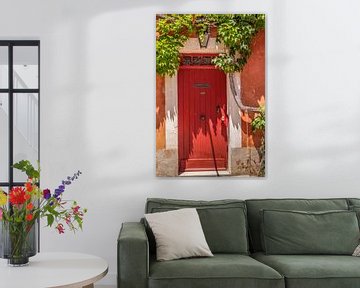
[118,222,149,288]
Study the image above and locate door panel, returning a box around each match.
[178,67,228,172]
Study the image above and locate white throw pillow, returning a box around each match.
[353,244,360,256]
[145,208,213,261]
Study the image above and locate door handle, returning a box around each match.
[200,115,206,121]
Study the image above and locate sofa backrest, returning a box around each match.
[245,198,349,252]
[145,198,249,255]
[348,198,360,207]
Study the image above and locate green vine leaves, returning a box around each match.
[251,102,265,132]
[156,14,265,76]
[156,14,194,77]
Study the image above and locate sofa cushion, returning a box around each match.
[349,205,360,228]
[261,209,359,255]
[346,199,360,229]
[149,254,284,288]
[252,252,360,288]
[146,198,249,254]
[246,198,349,252]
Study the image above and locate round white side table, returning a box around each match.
[0,252,108,288]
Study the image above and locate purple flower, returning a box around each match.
[54,189,63,199]
[54,170,82,199]
[43,189,51,200]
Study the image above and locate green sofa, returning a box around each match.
[118,198,360,288]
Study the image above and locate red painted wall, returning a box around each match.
[240,30,265,148]
[156,75,165,150]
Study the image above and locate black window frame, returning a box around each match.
[0,40,40,190]
[0,40,40,252]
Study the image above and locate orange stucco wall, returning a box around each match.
[156,75,166,150]
[240,29,265,148]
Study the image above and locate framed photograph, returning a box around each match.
[156,14,265,177]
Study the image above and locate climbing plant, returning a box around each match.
[156,14,194,76]
[156,14,265,76]
[251,103,265,131]
[251,102,266,177]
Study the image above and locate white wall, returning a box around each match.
[1,0,360,286]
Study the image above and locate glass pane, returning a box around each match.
[13,46,38,89]
[0,47,8,89]
[0,93,9,182]
[13,93,39,182]
[0,186,8,194]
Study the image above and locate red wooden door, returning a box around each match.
[178,67,228,172]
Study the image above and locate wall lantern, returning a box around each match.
[198,28,210,48]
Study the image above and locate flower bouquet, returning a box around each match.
[0,160,87,266]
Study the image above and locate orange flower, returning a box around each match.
[26,214,33,221]
[24,193,31,200]
[25,182,33,192]
[26,203,34,210]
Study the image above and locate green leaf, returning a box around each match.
[47,214,55,227]
[46,205,60,217]
[12,160,40,180]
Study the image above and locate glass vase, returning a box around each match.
[0,220,37,266]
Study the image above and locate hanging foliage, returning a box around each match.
[156,14,265,76]
[251,100,266,177]
[156,14,194,77]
